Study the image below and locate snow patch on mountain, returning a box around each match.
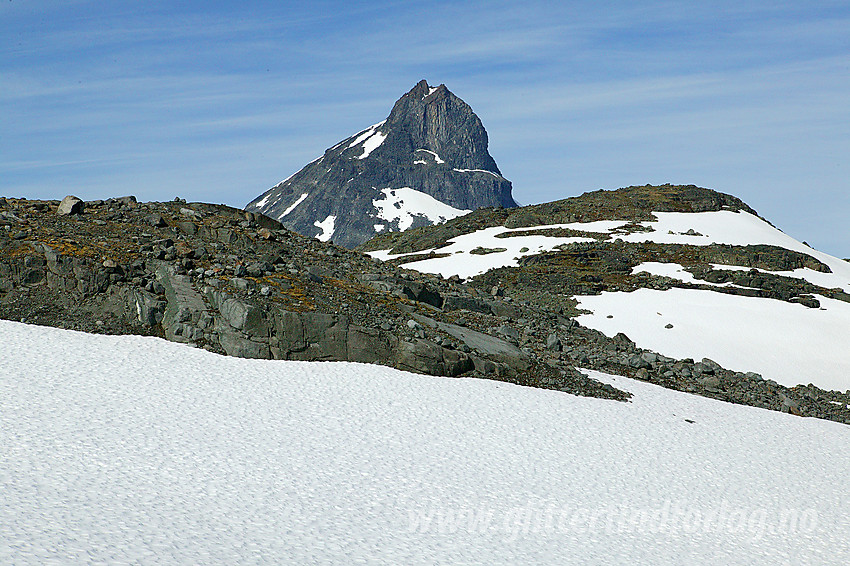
[453,168,501,178]
[616,210,773,246]
[415,149,445,164]
[617,211,846,276]
[372,187,470,231]
[2,320,848,564]
[344,120,388,160]
[609,211,850,294]
[313,215,336,242]
[347,121,385,150]
[279,192,309,219]
[254,192,273,209]
[358,131,387,160]
[575,288,850,391]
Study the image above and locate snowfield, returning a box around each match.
[573,211,850,391]
[2,320,849,564]
[576,288,850,391]
[372,187,471,231]
[711,263,850,295]
[619,210,850,291]
[632,261,754,288]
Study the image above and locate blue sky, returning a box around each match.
[2,1,849,256]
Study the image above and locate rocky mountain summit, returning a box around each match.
[245,80,516,248]
[2,190,850,425]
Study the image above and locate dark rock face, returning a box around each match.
[245,80,517,248]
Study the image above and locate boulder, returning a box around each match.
[435,320,528,370]
[109,196,137,207]
[442,295,491,314]
[640,352,658,364]
[274,311,349,361]
[613,332,635,350]
[21,269,44,285]
[486,300,518,319]
[57,195,84,216]
[400,280,443,309]
[176,221,197,235]
[147,213,167,227]
[306,265,326,283]
[396,339,445,375]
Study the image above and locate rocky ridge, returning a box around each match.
[361,184,850,309]
[245,80,517,248]
[2,192,850,424]
[1,195,613,398]
[360,184,850,419]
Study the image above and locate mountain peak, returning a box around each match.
[408,79,446,100]
[246,81,516,248]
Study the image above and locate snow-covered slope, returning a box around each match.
[576,289,850,390]
[2,320,849,564]
[369,209,850,391]
[370,210,850,287]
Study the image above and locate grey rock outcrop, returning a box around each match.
[246,80,517,248]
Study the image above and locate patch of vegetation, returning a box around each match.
[494,227,609,240]
[469,246,507,255]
